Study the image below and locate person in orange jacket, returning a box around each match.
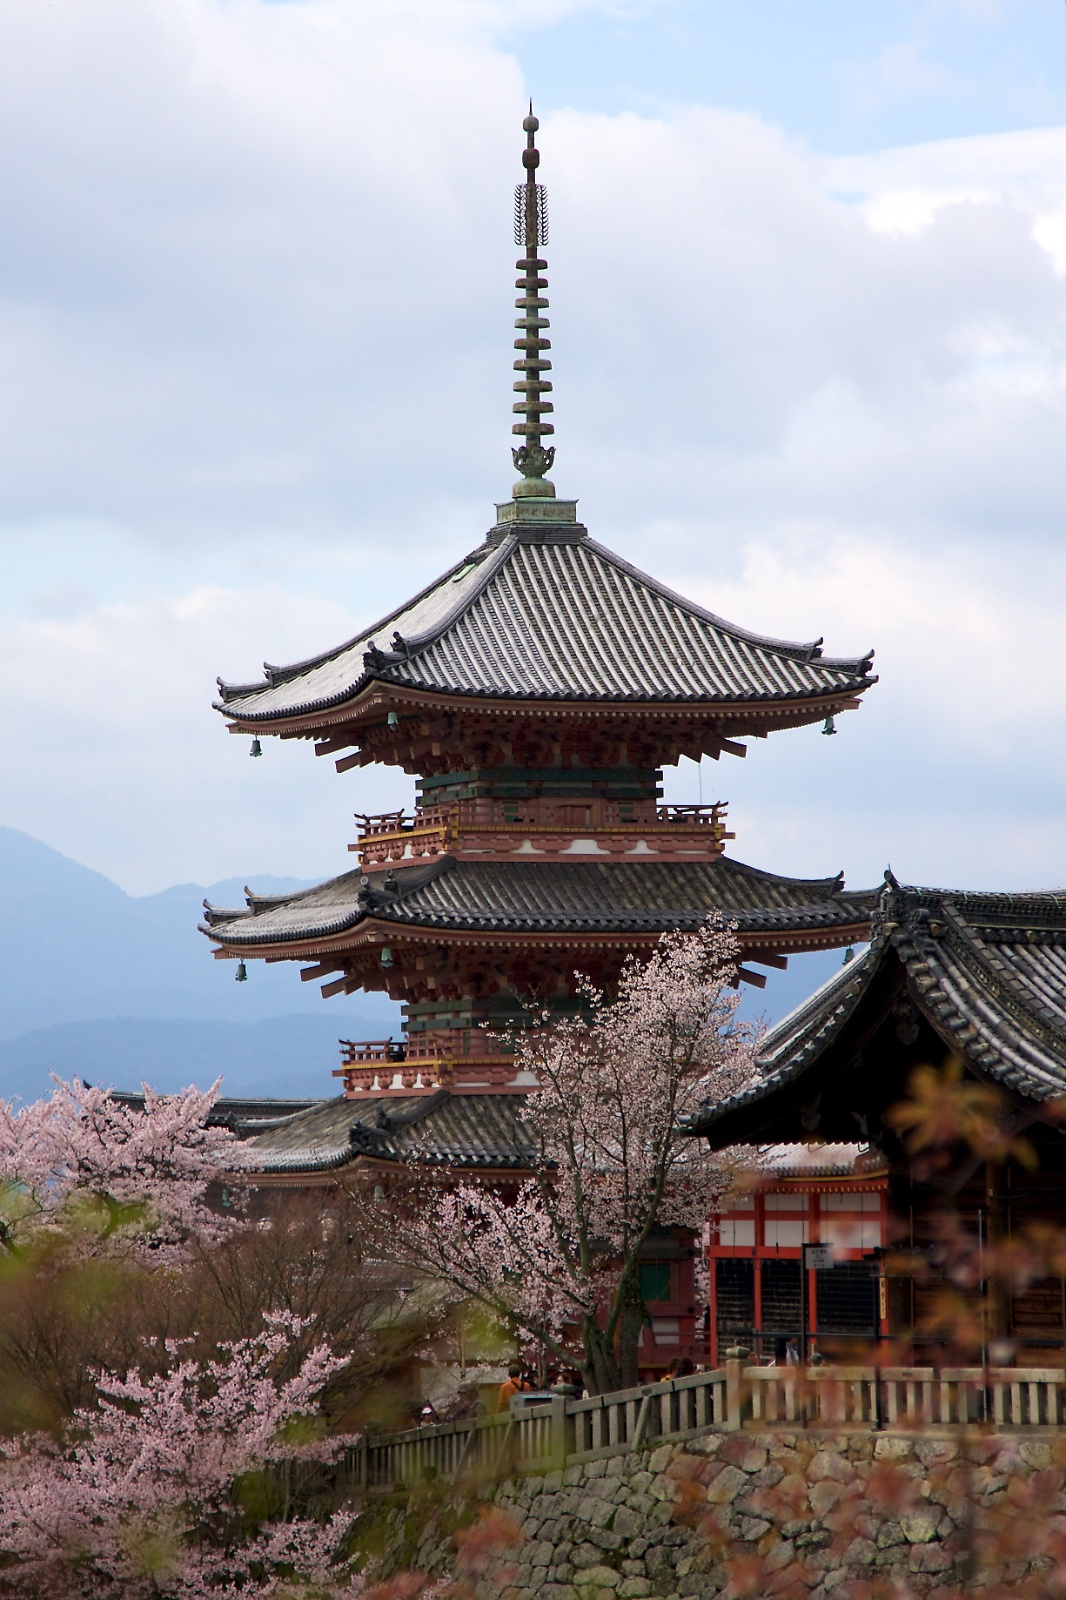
[496,1361,533,1411]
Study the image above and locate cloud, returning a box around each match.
[0,582,413,892]
[1,0,1065,902]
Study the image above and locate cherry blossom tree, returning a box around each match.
[380,919,757,1394]
[0,1312,361,1599]
[0,1077,239,1259]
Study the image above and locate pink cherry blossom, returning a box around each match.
[0,1312,361,1598]
[390,919,758,1392]
[0,1077,240,1258]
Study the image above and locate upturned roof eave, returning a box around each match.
[200,903,875,960]
[214,677,878,735]
[689,884,1066,1144]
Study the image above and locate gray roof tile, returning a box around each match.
[688,880,1066,1137]
[225,1090,535,1175]
[216,529,875,721]
[201,855,875,948]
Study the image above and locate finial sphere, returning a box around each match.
[523,114,539,132]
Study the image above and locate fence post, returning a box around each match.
[550,1396,573,1468]
[725,1358,744,1431]
[359,1439,369,1491]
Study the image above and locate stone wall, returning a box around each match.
[360,1428,1066,1599]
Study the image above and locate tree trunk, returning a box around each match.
[618,1270,646,1389]
[581,1314,621,1396]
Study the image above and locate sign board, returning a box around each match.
[803,1244,834,1270]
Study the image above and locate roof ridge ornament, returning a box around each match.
[511,105,557,501]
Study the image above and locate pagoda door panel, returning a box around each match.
[1009,1277,1066,1355]
[815,1263,878,1341]
[761,1259,802,1354]
[715,1258,754,1355]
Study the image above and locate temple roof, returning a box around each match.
[687,878,1066,1143]
[229,1089,533,1176]
[201,854,875,948]
[215,529,876,725]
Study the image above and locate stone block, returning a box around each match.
[648,1480,677,1504]
[808,1449,852,1483]
[1020,1439,1053,1470]
[909,1543,951,1573]
[573,1544,608,1570]
[543,1470,565,1491]
[876,1521,906,1549]
[565,1466,586,1487]
[900,1507,940,1544]
[573,1566,620,1590]
[737,1516,771,1541]
[606,1505,637,1539]
[585,1460,609,1479]
[605,1457,626,1478]
[625,1493,654,1516]
[644,1545,676,1584]
[843,1536,877,1565]
[874,1436,913,1463]
[914,1439,957,1469]
[648,1446,674,1475]
[705,1465,748,1505]
[618,1581,653,1598]
[751,1462,786,1489]
[665,1453,707,1483]
[576,1497,616,1529]
[620,1560,646,1577]
[764,1538,794,1573]
[718,1436,768,1474]
[808,1479,842,1517]
[532,1543,555,1568]
[589,1529,624,1553]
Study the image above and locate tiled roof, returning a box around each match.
[216,527,875,721]
[224,1090,535,1176]
[201,855,876,948]
[687,877,1066,1137]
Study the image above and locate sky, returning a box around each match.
[2,0,1066,904]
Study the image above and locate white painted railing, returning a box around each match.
[348,1362,1066,1491]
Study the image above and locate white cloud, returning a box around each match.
[0,583,412,892]
[1,0,1065,901]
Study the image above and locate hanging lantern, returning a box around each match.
[249,738,262,758]
[843,946,855,965]
[822,715,836,737]
[387,711,400,730]
[235,961,248,982]
[380,946,394,968]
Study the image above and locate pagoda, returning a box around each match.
[203,111,878,1099]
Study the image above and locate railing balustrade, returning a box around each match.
[345,1362,1066,1492]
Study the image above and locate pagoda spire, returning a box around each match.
[511,105,556,499]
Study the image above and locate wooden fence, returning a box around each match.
[347,1362,1066,1491]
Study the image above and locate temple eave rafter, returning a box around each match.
[223,690,868,772]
